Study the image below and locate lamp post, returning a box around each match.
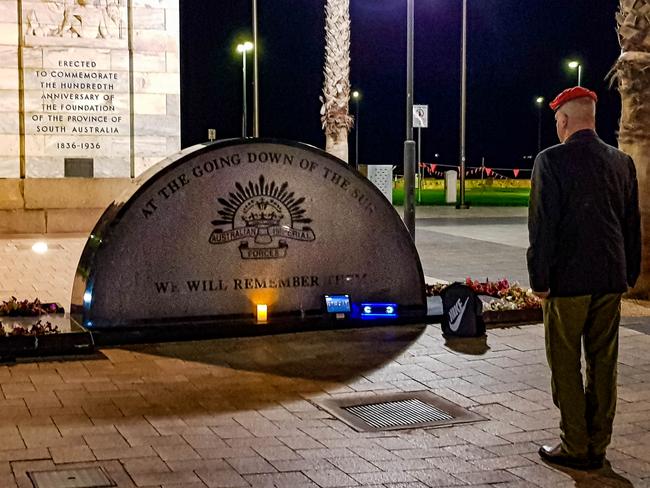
[252,0,260,137]
[352,90,360,169]
[568,60,582,86]
[457,0,469,209]
[535,96,544,153]
[237,41,253,137]
[403,0,416,239]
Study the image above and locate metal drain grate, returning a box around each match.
[344,398,454,429]
[319,391,483,432]
[29,467,116,488]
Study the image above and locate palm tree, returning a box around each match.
[320,0,353,162]
[613,0,650,297]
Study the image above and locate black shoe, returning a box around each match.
[538,444,592,470]
[588,454,605,470]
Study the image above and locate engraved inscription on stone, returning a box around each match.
[71,141,427,327]
[22,50,130,176]
[2,0,179,178]
[209,175,316,260]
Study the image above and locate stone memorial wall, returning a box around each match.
[71,140,427,329]
[0,0,180,178]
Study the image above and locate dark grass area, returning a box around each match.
[393,188,530,206]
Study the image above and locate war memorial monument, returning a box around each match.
[0,0,427,334]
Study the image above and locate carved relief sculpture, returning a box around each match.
[25,0,122,39]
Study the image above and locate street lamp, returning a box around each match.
[403,0,416,239]
[352,90,360,169]
[236,41,254,137]
[535,96,544,153]
[457,0,469,209]
[252,0,260,137]
[568,60,582,86]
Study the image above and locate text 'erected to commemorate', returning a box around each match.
[25,58,129,155]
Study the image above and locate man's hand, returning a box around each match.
[533,289,550,299]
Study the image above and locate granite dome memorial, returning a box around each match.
[71,140,427,331]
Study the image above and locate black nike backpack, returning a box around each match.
[440,283,486,337]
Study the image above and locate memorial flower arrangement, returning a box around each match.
[0,297,63,337]
[0,320,60,337]
[0,296,63,316]
[426,278,542,312]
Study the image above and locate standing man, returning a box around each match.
[527,86,641,470]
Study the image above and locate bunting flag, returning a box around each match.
[405,163,531,179]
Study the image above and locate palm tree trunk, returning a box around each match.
[321,0,353,162]
[614,0,650,297]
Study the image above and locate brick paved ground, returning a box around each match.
[1,208,649,487]
[0,324,648,488]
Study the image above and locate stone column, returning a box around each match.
[132,0,180,176]
[15,0,180,178]
[0,0,20,178]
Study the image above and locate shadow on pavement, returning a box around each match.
[443,335,490,355]
[547,461,635,487]
[120,324,427,382]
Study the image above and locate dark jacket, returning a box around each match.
[527,129,641,296]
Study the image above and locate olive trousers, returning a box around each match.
[543,293,621,459]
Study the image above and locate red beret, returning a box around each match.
[549,86,598,111]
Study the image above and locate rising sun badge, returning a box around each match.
[209,175,316,259]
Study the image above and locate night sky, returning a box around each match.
[180,0,622,172]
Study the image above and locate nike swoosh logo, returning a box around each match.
[449,297,470,332]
